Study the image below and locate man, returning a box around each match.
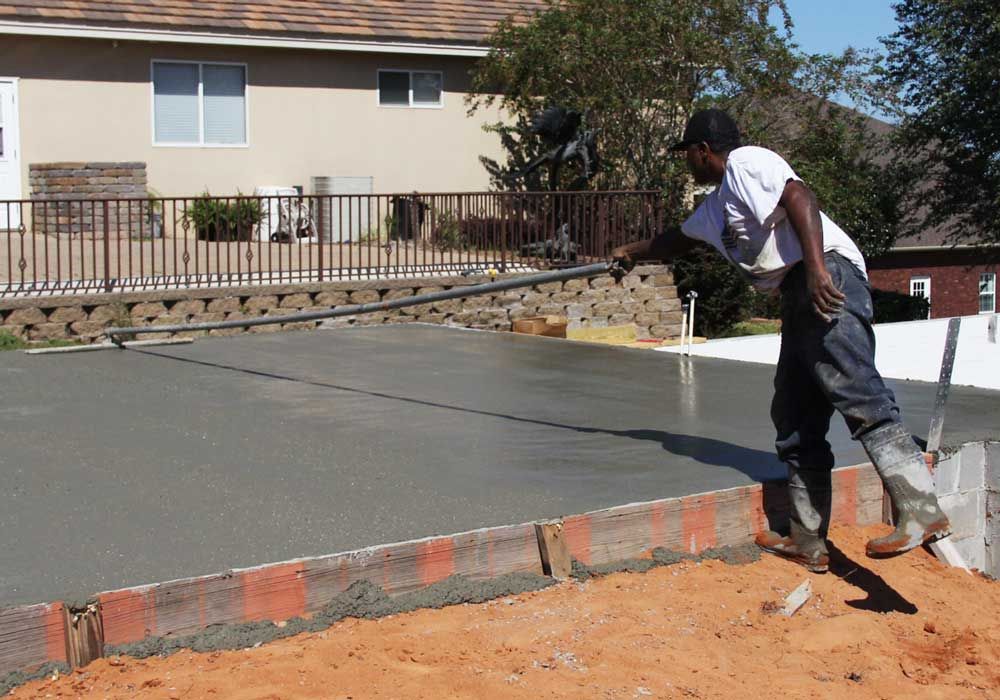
[612,109,950,573]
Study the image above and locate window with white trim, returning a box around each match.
[153,61,247,146]
[980,272,996,314]
[378,70,443,107]
[910,275,931,318]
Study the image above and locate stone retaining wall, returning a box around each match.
[29,162,148,236]
[0,265,681,343]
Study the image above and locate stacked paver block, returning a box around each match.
[28,162,148,236]
[0,265,683,343]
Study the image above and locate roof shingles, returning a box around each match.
[3,0,548,44]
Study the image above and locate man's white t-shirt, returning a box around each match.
[680,146,867,291]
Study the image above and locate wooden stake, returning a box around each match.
[63,603,104,668]
[534,521,573,579]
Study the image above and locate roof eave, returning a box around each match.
[0,19,491,57]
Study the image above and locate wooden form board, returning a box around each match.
[562,463,883,566]
[0,603,66,676]
[0,463,885,677]
[99,523,542,646]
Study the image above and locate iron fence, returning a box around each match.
[0,191,663,297]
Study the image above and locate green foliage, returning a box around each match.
[882,0,1000,248]
[186,192,262,242]
[871,288,930,324]
[716,319,782,338]
[469,0,908,336]
[0,330,80,351]
[432,210,470,251]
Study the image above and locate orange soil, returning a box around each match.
[14,525,1000,700]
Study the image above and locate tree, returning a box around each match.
[468,0,904,334]
[882,0,1000,249]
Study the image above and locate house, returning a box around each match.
[0,0,544,204]
[867,231,999,319]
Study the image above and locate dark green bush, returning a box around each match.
[186,192,262,242]
[872,288,930,323]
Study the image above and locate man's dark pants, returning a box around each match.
[770,252,901,542]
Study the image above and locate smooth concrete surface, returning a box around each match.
[2,325,998,607]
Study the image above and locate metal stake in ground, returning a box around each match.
[105,262,619,345]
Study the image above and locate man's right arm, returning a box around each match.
[611,226,697,271]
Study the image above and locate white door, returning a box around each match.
[0,79,22,229]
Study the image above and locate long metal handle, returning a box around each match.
[106,262,616,343]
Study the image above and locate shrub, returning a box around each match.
[872,288,930,323]
[186,192,262,242]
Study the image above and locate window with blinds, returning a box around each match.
[153,61,247,146]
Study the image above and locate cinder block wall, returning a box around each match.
[933,441,1000,576]
[0,264,682,343]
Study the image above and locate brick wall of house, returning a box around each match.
[867,249,999,319]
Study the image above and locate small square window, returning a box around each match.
[412,72,442,105]
[378,71,410,106]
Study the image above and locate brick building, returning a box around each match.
[867,231,998,319]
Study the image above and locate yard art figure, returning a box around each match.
[514,106,600,263]
[516,106,600,192]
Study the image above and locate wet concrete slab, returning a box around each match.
[2,324,997,607]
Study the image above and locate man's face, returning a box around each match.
[685,143,714,185]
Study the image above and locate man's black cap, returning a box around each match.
[670,109,742,152]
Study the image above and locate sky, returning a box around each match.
[770,0,901,118]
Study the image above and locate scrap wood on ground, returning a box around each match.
[10,525,999,700]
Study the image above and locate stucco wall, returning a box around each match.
[3,35,506,199]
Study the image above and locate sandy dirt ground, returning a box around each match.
[12,525,1000,700]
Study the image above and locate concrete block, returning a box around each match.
[279,293,313,308]
[28,323,69,341]
[987,442,1000,492]
[244,295,278,312]
[959,442,987,493]
[939,490,985,541]
[432,298,463,314]
[315,291,351,306]
[348,290,380,304]
[383,289,414,302]
[630,287,656,302]
[206,297,241,313]
[536,304,565,317]
[535,281,563,293]
[949,535,986,573]
[564,278,589,292]
[170,299,206,316]
[6,307,47,325]
[47,306,87,324]
[565,304,589,319]
[934,451,962,495]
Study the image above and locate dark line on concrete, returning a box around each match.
[131,347,782,480]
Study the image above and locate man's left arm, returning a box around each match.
[779,181,845,322]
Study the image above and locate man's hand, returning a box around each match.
[611,244,637,276]
[806,267,845,323]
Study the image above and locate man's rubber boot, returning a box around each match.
[756,465,831,573]
[861,423,951,557]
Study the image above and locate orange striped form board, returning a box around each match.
[563,464,883,566]
[99,523,542,647]
[0,602,66,676]
[0,462,885,676]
